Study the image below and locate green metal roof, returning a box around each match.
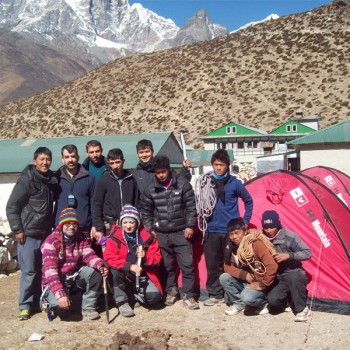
[203,122,267,138]
[269,120,317,135]
[0,132,184,173]
[288,119,350,145]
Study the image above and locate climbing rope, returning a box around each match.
[237,233,276,277]
[194,172,217,233]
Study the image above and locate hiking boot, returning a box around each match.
[258,304,269,316]
[164,294,178,306]
[83,309,101,320]
[119,303,135,317]
[183,297,200,310]
[294,306,310,322]
[18,309,30,321]
[225,304,244,316]
[203,297,224,306]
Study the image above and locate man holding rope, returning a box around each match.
[219,218,278,316]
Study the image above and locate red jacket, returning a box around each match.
[104,225,163,295]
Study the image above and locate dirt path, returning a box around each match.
[0,273,349,350]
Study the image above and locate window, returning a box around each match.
[237,142,244,149]
[286,124,297,132]
[253,141,259,149]
[226,126,237,134]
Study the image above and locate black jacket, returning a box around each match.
[93,169,139,232]
[140,172,196,233]
[6,164,58,238]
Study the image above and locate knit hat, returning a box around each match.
[261,210,282,229]
[58,207,79,230]
[120,205,140,226]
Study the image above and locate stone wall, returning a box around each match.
[0,218,18,276]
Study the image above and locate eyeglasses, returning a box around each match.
[63,223,79,228]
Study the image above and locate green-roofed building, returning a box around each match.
[287,119,350,175]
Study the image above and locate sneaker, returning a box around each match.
[18,309,31,321]
[164,294,178,306]
[119,303,135,318]
[225,304,244,316]
[258,304,269,316]
[83,309,101,320]
[203,297,224,306]
[284,306,292,312]
[183,297,200,310]
[294,306,310,322]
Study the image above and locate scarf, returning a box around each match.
[212,172,229,203]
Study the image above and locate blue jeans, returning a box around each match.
[17,236,43,310]
[41,266,102,311]
[219,272,266,308]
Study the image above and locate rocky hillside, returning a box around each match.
[0,0,349,148]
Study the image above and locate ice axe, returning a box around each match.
[135,245,143,291]
[179,130,187,161]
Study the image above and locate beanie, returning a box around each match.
[58,207,79,230]
[120,205,140,227]
[261,210,282,229]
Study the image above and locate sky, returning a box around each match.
[129,0,331,32]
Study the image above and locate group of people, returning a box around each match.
[6,139,312,323]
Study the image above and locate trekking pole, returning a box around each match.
[135,245,143,291]
[103,276,110,324]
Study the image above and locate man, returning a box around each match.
[141,155,199,310]
[220,218,278,316]
[261,210,312,322]
[82,140,108,181]
[41,208,108,321]
[93,148,139,243]
[6,147,58,320]
[55,144,95,238]
[132,139,191,196]
[104,205,163,317]
[202,149,253,306]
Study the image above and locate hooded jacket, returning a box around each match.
[6,164,58,237]
[103,225,163,295]
[140,172,197,233]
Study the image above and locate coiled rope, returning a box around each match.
[237,233,276,277]
[194,172,217,232]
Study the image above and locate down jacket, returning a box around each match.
[140,172,197,233]
[6,164,58,237]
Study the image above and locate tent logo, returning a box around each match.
[324,175,336,187]
[290,187,309,207]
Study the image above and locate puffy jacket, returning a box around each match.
[207,175,253,234]
[93,169,139,232]
[104,225,163,295]
[54,165,95,228]
[6,164,58,237]
[141,172,197,233]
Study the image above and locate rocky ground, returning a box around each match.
[0,272,349,350]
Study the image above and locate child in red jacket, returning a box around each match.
[103,205,163,317]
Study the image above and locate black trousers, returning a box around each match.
[156,230,196,298]
[203,232,227,299]
[266,269,309,314]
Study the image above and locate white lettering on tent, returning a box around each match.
[312,219,331,248]
[324,175,335,187]
[290,187,309,207]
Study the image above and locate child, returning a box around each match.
[103,205,163,317]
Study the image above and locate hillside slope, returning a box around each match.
[0,1,349,148]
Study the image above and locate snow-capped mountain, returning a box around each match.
[0,0,227,66]
[230,14,280,33]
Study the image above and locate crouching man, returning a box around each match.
[220,218,278,316]
[41,208,109,321]
[103,205,163,317]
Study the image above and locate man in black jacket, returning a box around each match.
[6,147,58,320]
[93,148,139,243]
[140,155,199,310]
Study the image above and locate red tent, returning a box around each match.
[300,166,350,208]
[239,170,350,315]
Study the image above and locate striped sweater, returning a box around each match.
[41,228,104,300]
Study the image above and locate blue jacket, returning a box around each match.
[207,175,253,234]
[55,165,95,228]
